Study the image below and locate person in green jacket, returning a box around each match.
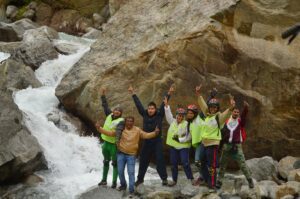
[95,88,124,188]
[163,97,194,186]
[195,85,235,191]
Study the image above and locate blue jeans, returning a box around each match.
[117,152,136,193]
[170,147,193,182]
[195,144,202,162]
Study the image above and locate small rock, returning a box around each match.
[47,112,60,124]
[82,27,101,39]
[239,185,260,199]
[27,1,38,11]
[23,9,35,20]
[6,5,18,19]
[23,174,44,186]
[75,17,93,33]
[54,42,80,55]
[257,180,278,199]
[288,169,300,182]
[92,13,105,29]
[276,181,300,199]
[278,156,300,180]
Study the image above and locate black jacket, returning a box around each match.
[132,94,169,140]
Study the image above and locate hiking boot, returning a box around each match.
[216,180,222,189]
[98,180,107,186]
[162,179,168,186]
[247,178,254,189]
[111,182,117,189]
[117,185,127,191]
[134,180,143,187]
[168,181,177,187]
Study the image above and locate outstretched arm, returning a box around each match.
[159,85,174,116]
[196,85,209,116]
[100,88,112,116]
[218,96,235,126]
[164,97,175,125]
[129,86,146,116]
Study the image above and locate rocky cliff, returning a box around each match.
[56,0,300,160]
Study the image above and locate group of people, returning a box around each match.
[95,85,254,197]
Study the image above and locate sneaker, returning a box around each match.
[111,182,117,189]
[117,185,127,191]
[247,178,254,189]
[134,180,143,187]
[216,180,222,189]
[128,193,134,198]
[162,179,168,186]
[168,181,177,187]
[98,180,107,186]
[208,187,217,193]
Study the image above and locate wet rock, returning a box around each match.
[23,174,44,186]
[13,27,58,69]
[54,42,80,55]
[246,156,278,181]
[78,186,123,199]
[46,111,60,125]
[82,27,101,39]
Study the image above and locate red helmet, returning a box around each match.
[208,98,220,108]
[187,104,198,113]
[176,108,186,115]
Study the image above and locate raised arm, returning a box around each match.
[128,86,146,116]
[240,101,249,127]
[100,88,112,116]
[158,85,174,116]
[218,96,235,126]
[196,85,209,116]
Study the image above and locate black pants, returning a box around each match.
[137,138,168,181]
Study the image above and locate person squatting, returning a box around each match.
[95,84,254,197]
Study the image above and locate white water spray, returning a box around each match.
[12,33,159,198]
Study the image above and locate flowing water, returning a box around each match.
[7,33,159,199]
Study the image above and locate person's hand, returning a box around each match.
[154,127,160,136]
[195,84,202,96]
[163,96,168,107]
[100,88,106,96]
[210,88,218,98]
[243,101,249,108]
[229,94,236,110]
[95,121,101,129]
[128,85,134,95]
[172,134,179,142]
[168,84,175,95]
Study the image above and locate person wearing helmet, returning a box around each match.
[163,96,194,186]
[128,85,174,186]
[95,88,124,189]
[195,85,235,191]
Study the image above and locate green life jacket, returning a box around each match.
[190,115,204,147]
[102,114,124,143]
[166,120,191,148]
[201,114,222,141]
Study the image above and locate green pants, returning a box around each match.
[102,141,118,183]
[218,143,251,182]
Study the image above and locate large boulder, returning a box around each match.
[13,26,58,69]
[56,0,300,160]
[2,18,39,40]
[0,59,46,184]
[109,0,129,16]
[246,156,278,181]
[0,23,20,42]
[35,2,53,26]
